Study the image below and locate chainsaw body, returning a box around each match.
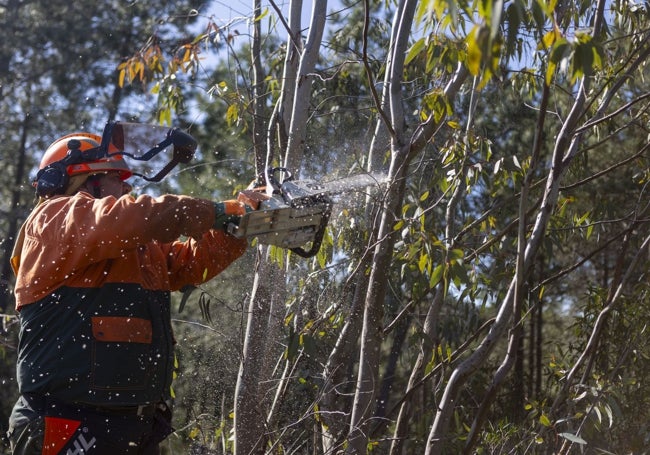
[227,170,332,258]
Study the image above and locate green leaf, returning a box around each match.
[546,39,570,85]
[541,29,559,50]
[466,25,483,75]
[539,413,551,427]
[424,351,437,375]
[559,433,587,445]
[575,211,590,225]
[226,103,239,126]
[418,253,429,274]
[430,264,444,288]
[405,37,426,66]
[254,7,269,22]
[450,261,469,287]
[316,227,332,268]
[478,0,490,19]
[449,248,464,261]
[285,330,299,360]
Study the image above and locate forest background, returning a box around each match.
[0,0,649,454]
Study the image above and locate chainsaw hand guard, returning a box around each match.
[214,200,252,231]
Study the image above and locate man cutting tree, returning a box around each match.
[6,125,249,454]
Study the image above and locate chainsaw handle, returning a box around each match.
[289,206,331,258]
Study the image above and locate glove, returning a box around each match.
[214,200,252,231]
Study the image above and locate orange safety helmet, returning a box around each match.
[38,132,132,179]
[34,132,132,197]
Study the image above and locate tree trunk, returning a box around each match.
[0,111,30,314]
[250,0,266,175]
[283,0,327,174]
[425,24,598,448]
[320,254,371,453]
[346,1,418,450]
[374,309,409,421]
[235,0,327,452]
[346,147,411,454]
[388,290,443,455]
[234,257,273,454]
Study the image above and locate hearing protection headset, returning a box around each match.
[35,139,103,198]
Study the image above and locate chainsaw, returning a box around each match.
[227,167,385,258]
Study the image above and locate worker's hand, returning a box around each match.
[214,200,252,231]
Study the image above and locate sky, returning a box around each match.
[201,0,342,39]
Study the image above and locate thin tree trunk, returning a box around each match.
[388,65,477,455]
[0,111,30,314]
[388,290,443,455]
[426,28,596,450]
[346,2,417,451]
[375,310,410,420]
[283,0,327,174]
[234,257,273,454]
[555,231,650,454]
[534,256,544,398]
[251,0,267,174]
[464,70,547,451]
[232,0,275,451]
[320,240,373,452]
[346,155,409,454]
[235,1,328,452]
[346,4,469,448]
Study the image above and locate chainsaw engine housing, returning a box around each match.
[228,178,332,257]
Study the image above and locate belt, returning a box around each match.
[22,394,159,418]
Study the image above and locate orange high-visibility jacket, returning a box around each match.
[12,191,247,406]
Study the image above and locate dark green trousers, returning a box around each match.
[7,396,172,455]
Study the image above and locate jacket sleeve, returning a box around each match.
[160,230,248,290]
[50,192,218,266]
[13,192,247,306]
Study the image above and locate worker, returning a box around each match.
[6,131,249,454]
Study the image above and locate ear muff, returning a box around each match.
[35,162,71,198]
[34,139,97,198]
